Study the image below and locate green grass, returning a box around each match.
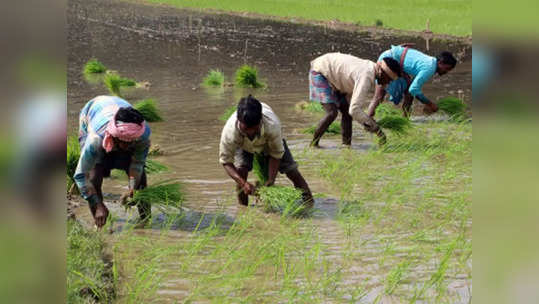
[67,135,80,190]
[235,65,265,88]
[142,0,472,36]
[437,97,467,119]
[375,103,402,118]
[257,186,307,217]
[253,153,269,184]
[83,58,107,74]
[104,73,137,96]
[377,116,412,134]
[302,121,341,135]
[202,69,225,87]
[144,159,169,174]
[219,105,236,121]
[134,98,164,122]
[131,181,184,208]
[67,219,114,303]
[295,101,324,113]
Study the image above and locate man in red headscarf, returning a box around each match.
[74,96,151,228]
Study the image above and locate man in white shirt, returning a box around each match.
[219,95,313,207]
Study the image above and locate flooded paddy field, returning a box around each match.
[68,0,472,302]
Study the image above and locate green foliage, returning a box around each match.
[257,186,307,217]
[378,116,412,134]
[67,135,80,190]
[375,19,384,27]
[302,122,341,135]
[67,219,114,303]
[132,181,184,208]
[202,69,225,87]
[144,159,169,174]
[104,73,136,96]
[83,59,107,74]
[134,98,164,122]
[219,105,236,121]
[253,153,269,184]
[437,97,467,119]
[295,101,324,113]
[385,261,410,294]
[375,103,402,118]
[235,65,265,88]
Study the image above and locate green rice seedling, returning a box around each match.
[103,73,136,96]
[437,97,466,118]
[131,181,184,208]
[253,153,269,184]
[377,115,412,134]
[67,135,80,190]
[202,69,225,87]
[384,261,410,294]
[257,186,307,217]
[144,159,168,174]
[375,103,402,118]
[133,98,164,122]
[219,105,236,121]
[83,59,107,74]
[302,122,341,135]
[295,101,324,113]
[235,65,265,88]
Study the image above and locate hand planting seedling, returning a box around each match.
[235,65,265,88]
[134,98,164,122]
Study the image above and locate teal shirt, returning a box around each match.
[378,45,437,102]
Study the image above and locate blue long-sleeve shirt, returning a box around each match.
[74,96,151,200]
[378,45,437,103]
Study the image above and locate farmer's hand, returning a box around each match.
[376,129,387,145]
[362,117,380,133]
[264,179,275,187]
[94,202,109,228]
[241,181,255,195]
[120,189,134,206]
[424,102,438,114]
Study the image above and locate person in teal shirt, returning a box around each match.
[367,45,457,117]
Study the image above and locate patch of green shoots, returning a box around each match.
[84,59,107,74]
[235,65,265,88]
[302,122,341,135]
[67,135,80,190]
[219,105,236,122]
[202,69,225,87]
[134,98,164,122]
[375,103,402,118]
[377,116,412,134]
[295,100,324,113]
[384,261,410,294]
[144,159,168,174]
[253,153,269,184]
[104,73,137,96]
[437,97,466,119]
[257,185,307,217]
[132,181,184,208]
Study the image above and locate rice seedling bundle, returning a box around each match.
[202,69,225,87]
[144,159,168,174]
[104,73,136,96]
[134,98,163,122]
[131,181,184,208]
[437,97,466,117]
[83,59,107,74]
[257,185,307,217]
[302,122,341,135]
[219,106,236,122]
[377,116,412,134]
[252,153,269,184]
[235,65,264,88]
[375,103,402,118]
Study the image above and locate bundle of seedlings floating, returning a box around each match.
[144,159,168,174]
[235,65,265,88]
[437,97,467,120]
[219,105,236,122]
[130,181,184,209]
[302,122,341,135]
[67,135,80,191]
[103,73,137,96]
[375,103,412,135]
[202,69,225,87]
[134,98,163,122]
[83,59,107,74]
[257,186,308,217]
[294,100,324,113]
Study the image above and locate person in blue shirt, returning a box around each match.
[367,45,457,117]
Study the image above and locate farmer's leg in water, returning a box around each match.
[236,167,250,206]
[338,101,352,146]
[135,170,150,222]
[311,103,338,147]
[402,93,414,117]
[88,163,109,227]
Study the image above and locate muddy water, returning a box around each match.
[68,0,471,302]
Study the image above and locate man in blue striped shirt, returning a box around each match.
[74,95,151,228]
[367,45,457,117]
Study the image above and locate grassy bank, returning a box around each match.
[141,0,471,36]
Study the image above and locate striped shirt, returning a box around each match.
[74,96,151,200]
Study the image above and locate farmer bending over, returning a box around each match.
[368,45,457,117]
[309,52,401,147]
[219,95,313,207]
[74,95,151,228]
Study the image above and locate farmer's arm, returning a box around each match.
[408,69,438,112]
[219,121,255,194]
[73,135,101,205]
[349,75,378,131]
[265,127,285,186]
[367,84,386,117]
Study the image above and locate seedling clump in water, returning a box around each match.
[84,59,107,74]
[235,65,265,88]
[202,69,225,87]
[134,98,164,122]
[437,97,466,119]
[131,181,184,208]
[104,73,137,96]
[257,185,307,217]
[375,103,411,134]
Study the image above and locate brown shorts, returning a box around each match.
[234,139,298,174]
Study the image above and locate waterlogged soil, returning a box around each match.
[68,0,472,302]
